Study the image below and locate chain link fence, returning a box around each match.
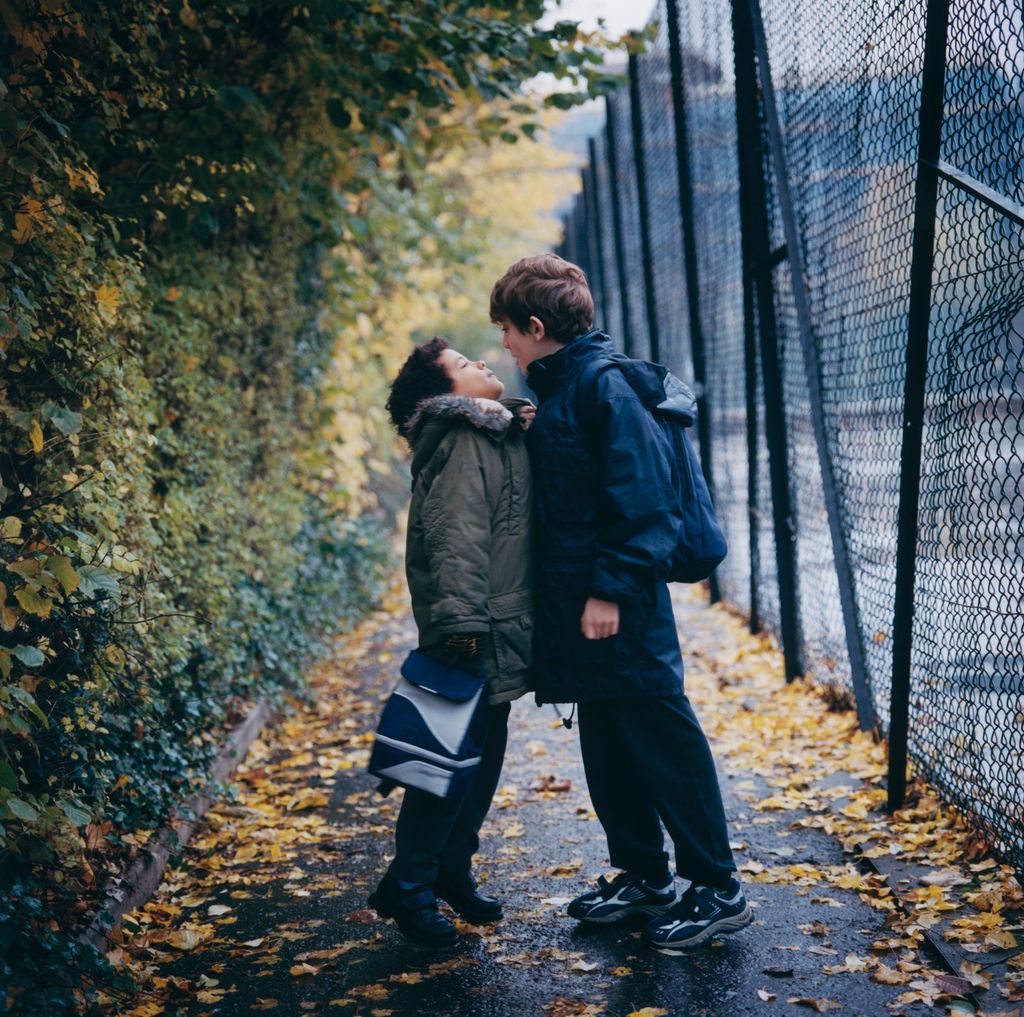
[558,0,1024,872]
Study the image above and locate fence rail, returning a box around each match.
[558,0,1024,872]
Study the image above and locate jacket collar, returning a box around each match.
[526,328,614,401]
[407,394,518,476]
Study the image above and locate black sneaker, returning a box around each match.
[567,872,679,924]
[643,878,753,951]
[368,878,459,947]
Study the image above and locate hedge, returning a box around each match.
[0,2,603,1011]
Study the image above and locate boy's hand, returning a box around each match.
[516,403,537,429]
[581,597,619,640]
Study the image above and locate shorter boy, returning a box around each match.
[368,338,534,948]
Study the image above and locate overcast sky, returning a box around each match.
[544,0,655,38]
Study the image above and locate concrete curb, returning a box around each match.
[79,699,274,952]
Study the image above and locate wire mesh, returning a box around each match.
[561,0,1024,871]
[908,0,1024,865]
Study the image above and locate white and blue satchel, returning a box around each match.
[368,649,488,800]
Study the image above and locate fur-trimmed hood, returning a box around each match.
[405,394,514,443]
[406,394,532,481]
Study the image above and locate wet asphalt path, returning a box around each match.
[124,593,935,1017]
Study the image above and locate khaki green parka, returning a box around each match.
[403,394,534,705]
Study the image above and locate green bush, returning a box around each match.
[0,1,603,1012]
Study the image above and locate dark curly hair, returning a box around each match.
[386,336,453,436]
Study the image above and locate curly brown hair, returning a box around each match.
[489,253,594,343]
[386,336,453,436]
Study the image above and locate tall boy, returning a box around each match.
[490,254,751,952]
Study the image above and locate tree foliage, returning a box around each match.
[0,1,603,1011]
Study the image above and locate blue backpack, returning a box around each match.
[577,354,727,583]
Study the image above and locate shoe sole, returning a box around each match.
[368,894,460,947]
[572,900,678,925]
[648,905,754,952]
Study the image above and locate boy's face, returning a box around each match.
[499,316,547,375]
[439,347,504,400]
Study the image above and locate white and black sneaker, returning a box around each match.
[643,878,753,952]
[567,872,680,924]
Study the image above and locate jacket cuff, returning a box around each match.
[590,561,647,606]
[433,617,491,636]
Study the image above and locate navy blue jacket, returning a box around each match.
[525,330,685,703]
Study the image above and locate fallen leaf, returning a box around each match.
[871,965,910,985]
[786,999,842,1012]
[934,975,974,996]
[290,963,318,977]
[758,989,777,1001]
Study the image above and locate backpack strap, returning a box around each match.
[575,355,625,434]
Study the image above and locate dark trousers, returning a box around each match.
[578,693,735,887]
[387,701,511,886]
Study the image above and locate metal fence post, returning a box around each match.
[665,0,722,605]
[587,139,612,333]
[605,96,635,357]
[732,0,804,680]
[628,45,661,364]
[888,0,951,812]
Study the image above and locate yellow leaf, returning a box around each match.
[1,516,22,539]
[13,199,46,244]
[29,419,44,454]
[166,286,182,302]
[15,586,52,618]
[95,285,121,314]
[167,924,212,951]
[627,1010,669,1017]
[290,963,318,977]
[46,555,79,595]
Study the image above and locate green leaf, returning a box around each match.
[7,686,47,725]
[5,796,39,823]
[77,566,121,599]
[544,91,581,111]
[42,401,83,435]
[60,800,92,827]
[11,645,44,668]
[0,760,17,791]
[45,555,79,595]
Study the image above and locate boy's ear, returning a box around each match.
[528,315,546,341]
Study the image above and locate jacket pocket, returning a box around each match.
[489,589,534,677]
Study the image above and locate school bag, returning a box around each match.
[368,648,488,800]
[577,354,727,583]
